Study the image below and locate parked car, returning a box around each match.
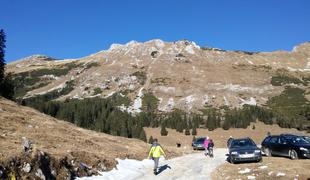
[228,137,262,164]
[192,137,205,150]
[261,134,310,159]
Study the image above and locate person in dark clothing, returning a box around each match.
[208,139,214,157]
[227,136,233,148]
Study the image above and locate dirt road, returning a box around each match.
[78,148,228,180]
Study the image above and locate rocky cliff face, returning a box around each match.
[7,40,310,113]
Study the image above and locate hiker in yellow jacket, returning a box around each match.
[148,138,166,175]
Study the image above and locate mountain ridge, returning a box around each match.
[6,39,310,113]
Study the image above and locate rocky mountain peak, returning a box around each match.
[6,40,310,113]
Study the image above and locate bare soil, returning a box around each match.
[212,156,310,180]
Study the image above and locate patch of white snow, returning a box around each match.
[258,165,268,169]
[238,168,251,174]
[240,97,257,106]
[185,45,195,54]
[276,172,286,177]
[247,175,256,180]
[223,96,229,106]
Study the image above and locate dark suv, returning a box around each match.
[261,134,310,159]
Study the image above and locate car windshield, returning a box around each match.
[231,139,255,148]
[196,138,205,143]
[288,136,309,145]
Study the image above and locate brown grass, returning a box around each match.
[212,157,310,180]
[144,122,309,150]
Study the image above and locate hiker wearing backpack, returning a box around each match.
[148,138,166,175]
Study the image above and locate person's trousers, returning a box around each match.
[153,157,159,171]
[205,148,209,155]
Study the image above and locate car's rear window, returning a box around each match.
[231,139,256,148]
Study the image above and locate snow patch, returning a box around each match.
[152,39,165,49]
[223,96,229,106]
[246,60,254,65]
[288,67,297,72]
[87,94,101,98]
[191,41,200,49]
[185,95,195,104]
[240,97,257,106]
[105,91,115,98]
[154,86,176,94]
[288,66,310,72]
[159,98,175,112]
[203,95,209,104]
[132,87,144,113]
[77,158,154,180]
[181,95,195,110]
[41,74,59,80]
[119,87,144,114]
[238,168,251,174]
[72,94,84,100]
[212,83,273,94]
[185,45,195,54]
[15,64,23,68]
[258,165,268,169]
[109,43,123,51]
[247,175,256,180]
[276,172,286,177]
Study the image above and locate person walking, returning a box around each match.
[203,136,210,156]
[208,139,214,157]
[227,136,233,148]
[148,138,166,175]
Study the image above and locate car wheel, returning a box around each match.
[229,157,235,164]
[289,150,298,160]
[265,148,272,157]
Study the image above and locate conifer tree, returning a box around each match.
[160,124,168,136]
[148,136,154,144]
[191,126,197,135]
[0,29,5,83]
[185,126,190,135]
[139,129,147,142]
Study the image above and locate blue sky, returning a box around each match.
[1,0,310,62]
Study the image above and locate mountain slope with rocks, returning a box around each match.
[7,40,310,113]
